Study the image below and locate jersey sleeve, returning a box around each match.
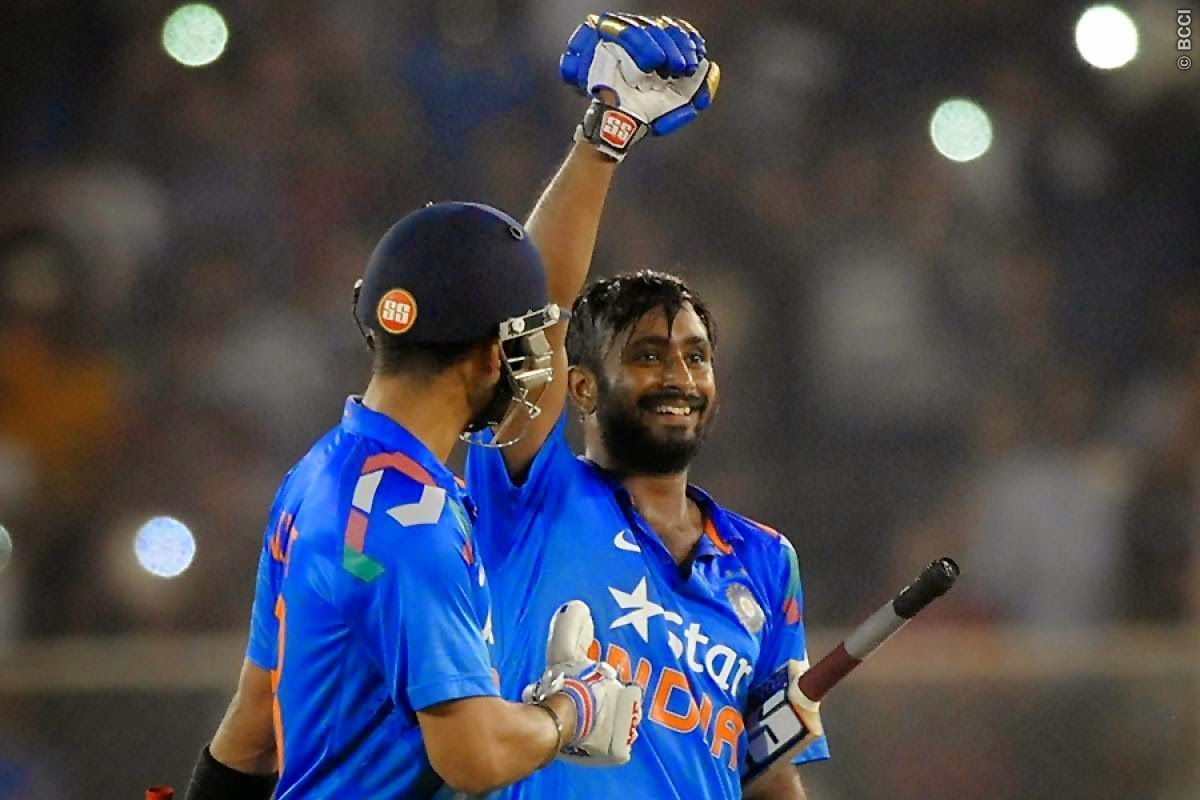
[246,544,280,670]
[358,477,499,712]
[245,484,295,670]
[751,535,831,765]
[464,412,576,565]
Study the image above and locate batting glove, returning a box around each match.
[560,13,721,161]
[523,600,644,766]
[785,658,824,744]
[742,658,825,790]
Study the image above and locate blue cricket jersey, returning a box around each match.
[466,415,830,800]
[246,398,497,798]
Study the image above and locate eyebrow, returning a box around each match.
[624,334,711,349]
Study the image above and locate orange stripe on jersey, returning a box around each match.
[272,595,288,774]
[750,520,780,538]
[454,475,467,489]
[362,452,435,486]
[704,517,733,555]
[345,510,368,553]
[783,597,803,625]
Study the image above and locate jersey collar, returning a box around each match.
[581,459,744,556]
[341,396,456,488]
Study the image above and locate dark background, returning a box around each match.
[1,1,1197,797]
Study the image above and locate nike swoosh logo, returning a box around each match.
[613,529,640,553]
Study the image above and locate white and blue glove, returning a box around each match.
[560,13,720,161]
[523,600,644,766]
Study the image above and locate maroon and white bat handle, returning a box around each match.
[797,557,959,702]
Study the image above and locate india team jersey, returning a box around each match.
[246,398,497,799]
[466,416,830,800]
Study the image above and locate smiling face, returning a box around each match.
[577,302,718,475]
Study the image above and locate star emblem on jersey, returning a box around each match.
[608,577,664,642]
[726,582,765,634]
[612,528,640,553]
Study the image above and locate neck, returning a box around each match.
[589,439,703,564]
[361,370,470,463]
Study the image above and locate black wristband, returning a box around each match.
[575,99,649,161]
[184,745,277,800]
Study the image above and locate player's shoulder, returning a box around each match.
[352,446,458,527]
[718,505,790,553]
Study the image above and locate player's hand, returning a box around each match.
[560,13,720,161]
[522,600,644,766]
[785,658,824,750]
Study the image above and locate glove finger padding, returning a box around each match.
[559,679,644,766]
[561,12,720,161]
[523,600,645,765]
[546,600,595,667]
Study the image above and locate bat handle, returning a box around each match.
[796,644,855,702]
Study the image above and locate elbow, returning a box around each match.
[431,747,510,795]
[432,753,506,796]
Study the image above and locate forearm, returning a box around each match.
[422,693,578,794]
[208,693,277,774]
[745,765,808,800]
[525,141,618,310]
[476,693,577,788]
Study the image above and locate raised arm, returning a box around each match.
[498,13,720,477]
[498,143,617,477]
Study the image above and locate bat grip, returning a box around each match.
[796,644,856,702]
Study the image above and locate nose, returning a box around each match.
[660,349,697,393]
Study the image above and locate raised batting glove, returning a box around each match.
[523,600,644,766]
[560,13,721,161]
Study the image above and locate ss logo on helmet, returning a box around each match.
[377,289,418,334]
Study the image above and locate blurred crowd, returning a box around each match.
[1,0,1198,644]
[3,1,1200,797]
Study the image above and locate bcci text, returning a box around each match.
[1180,9,1193,70]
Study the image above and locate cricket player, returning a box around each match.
[185,203,643,799]
[464,14,829,799]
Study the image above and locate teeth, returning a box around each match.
[654,406,691,416]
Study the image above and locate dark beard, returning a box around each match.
[595,381,712,475]
[465,375,514,434]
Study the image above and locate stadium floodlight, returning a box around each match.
[162,4,229,68]
[134,516,197,578]
[929,98,993,163]
[1075,5,1139,69]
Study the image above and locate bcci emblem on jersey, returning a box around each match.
[726,583,765,634]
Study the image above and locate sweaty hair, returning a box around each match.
[565,270,716,371]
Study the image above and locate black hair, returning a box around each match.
[371,334,490,378]
[565,270,716,371]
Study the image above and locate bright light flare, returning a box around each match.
[1075,5,1139,69]
[162,4,229,68]
[929,98,993,163]
[134,517,196,578]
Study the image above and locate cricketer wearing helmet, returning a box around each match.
[464,14,829,800]
[185,203,643,800]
